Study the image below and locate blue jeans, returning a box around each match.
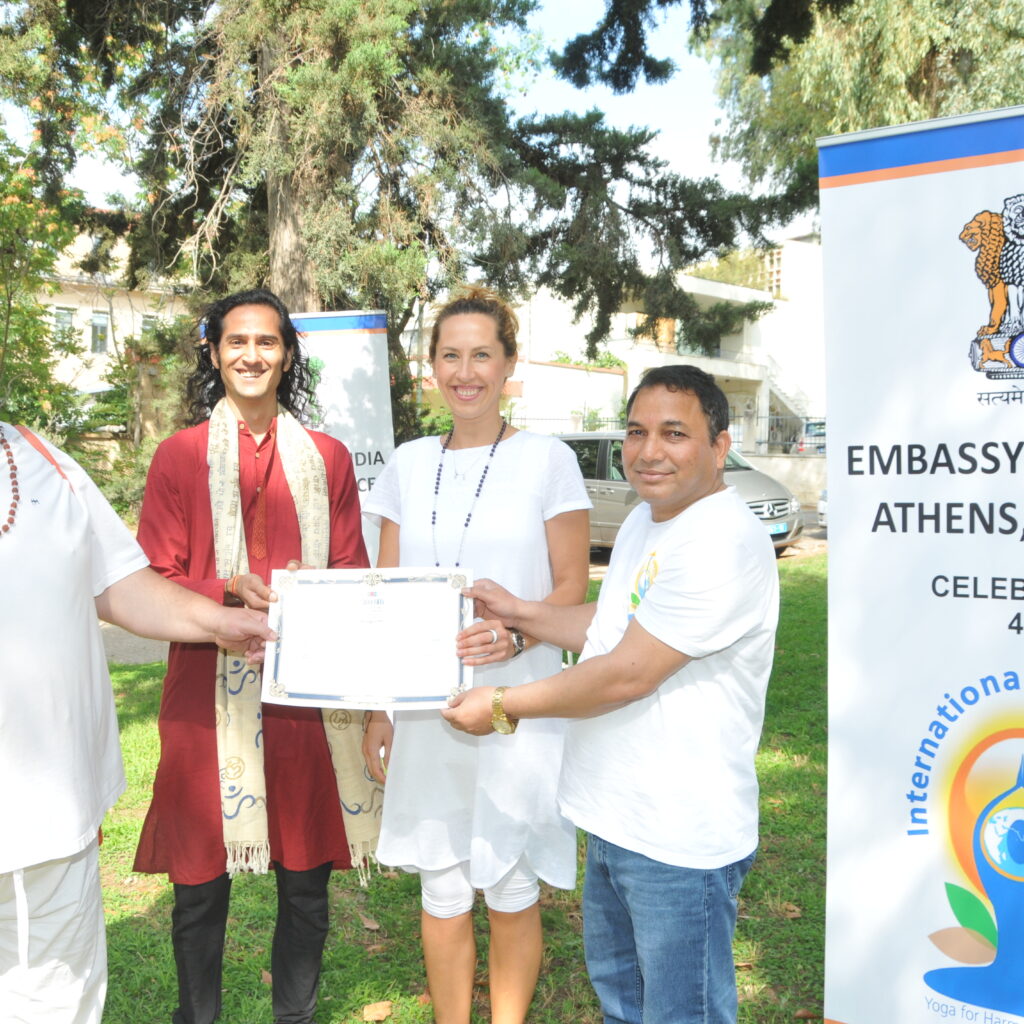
[583,834,755,1024]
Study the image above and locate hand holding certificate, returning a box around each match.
[261,567,474,709]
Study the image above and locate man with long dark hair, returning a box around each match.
[182,289,318,427]
[132,288,381,1024]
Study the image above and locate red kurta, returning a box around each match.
[133,418,369,884]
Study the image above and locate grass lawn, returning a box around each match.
[101,551,827,1023]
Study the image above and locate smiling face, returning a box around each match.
[622,384,730,522]
[431,312,516,429]
[210,303,293,417]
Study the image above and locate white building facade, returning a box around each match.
[47,232,187,400]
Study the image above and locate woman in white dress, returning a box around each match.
[362,286,590,1024]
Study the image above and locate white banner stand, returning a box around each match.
[820,106,1024,1024]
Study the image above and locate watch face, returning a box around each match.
[511,629,525,655]
[491,686,517,733]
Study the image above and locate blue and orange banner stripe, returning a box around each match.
[292,311,387,333]
[818,106,1024,190]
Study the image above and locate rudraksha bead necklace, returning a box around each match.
[0,425,20,537]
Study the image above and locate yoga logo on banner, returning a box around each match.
[907,673,1024,1017]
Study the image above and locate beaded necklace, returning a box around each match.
[431,419,507,567]
[0,425,20,537]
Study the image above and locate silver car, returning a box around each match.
[559,431,804,555]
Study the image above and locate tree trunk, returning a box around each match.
[259,41,320,313]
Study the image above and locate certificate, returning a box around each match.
[261,567,474,710]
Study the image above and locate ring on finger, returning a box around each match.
[487,628,499,645]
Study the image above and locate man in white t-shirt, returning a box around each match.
[0,422,274,1024]
[443,366,779,1024]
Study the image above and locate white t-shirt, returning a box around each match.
[558,486,779,870]
[0,425,148,873]
[363,430,591,888]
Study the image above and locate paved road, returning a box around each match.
[102,621,168,666]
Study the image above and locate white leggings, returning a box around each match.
[420,859,540,919]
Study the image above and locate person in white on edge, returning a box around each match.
[0,421,274,1024]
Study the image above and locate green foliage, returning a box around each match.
[0,0,817,440]
[11,0,789,373]
[0,132,85,431]
[551,0,856,90]
[576,407,606,431]
[75,209,134,277]
[489,117,787,355]
[706,0,1024,207]
[622,266,772,356]
[552,0,678,91]
[390,349,428,446]
[688,247,776,291]
[551,349,627,370]
[84,315,193,515]
[97,436,160,521]
[0,0,140,203]
[419,404,455,439]
[105,316,192,432]
[677,299,773,355]
[544,0,1013,215]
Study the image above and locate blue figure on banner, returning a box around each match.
[926,757,1024,1013]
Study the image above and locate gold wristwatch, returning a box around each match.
[491,686,518,735]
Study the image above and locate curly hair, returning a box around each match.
[428,285,519,362]
[185,288,316,425]
[626,364,729,442]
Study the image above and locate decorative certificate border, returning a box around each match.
[261,567,473,710]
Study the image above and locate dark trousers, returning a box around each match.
[170,862,333,1024]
